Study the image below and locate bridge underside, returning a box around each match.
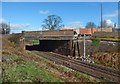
[26,40,71,56]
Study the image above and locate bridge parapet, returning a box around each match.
[22,30,75,40]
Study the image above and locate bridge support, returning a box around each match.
[19,37,25,51]
[70,39,81,58]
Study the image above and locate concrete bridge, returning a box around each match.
[20,30,80,56]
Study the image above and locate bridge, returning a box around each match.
[20,30,79,56]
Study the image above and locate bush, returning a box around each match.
[91,38,100,52]
[91,38,100,47]
[8,34,21,46]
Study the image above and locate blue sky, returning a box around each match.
[2,2,118,33]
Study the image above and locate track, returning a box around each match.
[32,51,120,82]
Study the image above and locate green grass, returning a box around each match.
[91,38,120,42]
[2,55,63,82]
[2,52,104,83]
[91,38,100,46]
[25,39,40,45]
[30,40,39,45]
[91,38,100,52]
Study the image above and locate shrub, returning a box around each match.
[8,34,21,47]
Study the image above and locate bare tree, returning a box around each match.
[42,15,64,30]
[85,22,96,28]
[0,22,10,34]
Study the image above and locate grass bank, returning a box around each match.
[2,34,103,82]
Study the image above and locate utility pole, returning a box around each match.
[101,3,103,32]
[9,22,10,34]
[83,34,86,59]
[9,22,10,28]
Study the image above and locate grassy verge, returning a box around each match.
[91,38,120,42]
[2,54,63,82]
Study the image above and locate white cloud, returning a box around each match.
[105,19,113,24]
[0,18,31,29]
[10,23,31,33]
[10,23,31,29]
[106,19,114,26]
[67,22,83,28]
[0,18,6,23]
[104,10,118,17]
[39,10,49,15]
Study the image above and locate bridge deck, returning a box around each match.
[22,30,75,40]
[24,36,74,40]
